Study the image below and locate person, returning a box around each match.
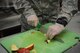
[0,0,78,40]
[20,0,78,40]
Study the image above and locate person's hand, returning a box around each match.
[27,15,39,27]
[46,23,64,40]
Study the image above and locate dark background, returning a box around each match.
[78,0,80,11]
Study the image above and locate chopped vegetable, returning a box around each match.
[45,40,50,44]
[17,48,30,53]
[32,49,37,53]
[11,44,34,53]
[25,44,34,50]
[31,32,35,34]
[11,44,18,51]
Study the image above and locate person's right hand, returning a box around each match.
[46,23,64,40]
[27,15,39,27]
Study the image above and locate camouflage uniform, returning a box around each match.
[0,0,78,31]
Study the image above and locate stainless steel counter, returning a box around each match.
[0,12,20,31]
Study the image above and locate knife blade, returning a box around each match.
[54,38,64,43]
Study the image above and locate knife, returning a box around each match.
[54,38,64,43]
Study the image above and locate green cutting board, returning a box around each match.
[0,23,80,53]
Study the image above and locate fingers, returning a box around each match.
[46,28,51,39]
[48,30,54,39]
[49,30,57,39]
[46,24,64,40]
[46,29,56,40]
[34,20,39,27]
[27,21,34,26]
[27,17,39,26]
[28,20,38,26]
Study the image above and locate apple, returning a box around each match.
[11,44,34,53]
[11,44,19,51]
[25,44,34,50]
[17,48,30,53]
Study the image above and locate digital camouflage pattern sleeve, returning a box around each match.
[12,0,37,31]
[13,0,78,27]
[13,0,36,18]
[56,0,78,26]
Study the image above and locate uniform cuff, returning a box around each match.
[56,17,68,27]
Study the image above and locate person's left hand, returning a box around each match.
[46,23,64,40]
[27,15,39,27]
